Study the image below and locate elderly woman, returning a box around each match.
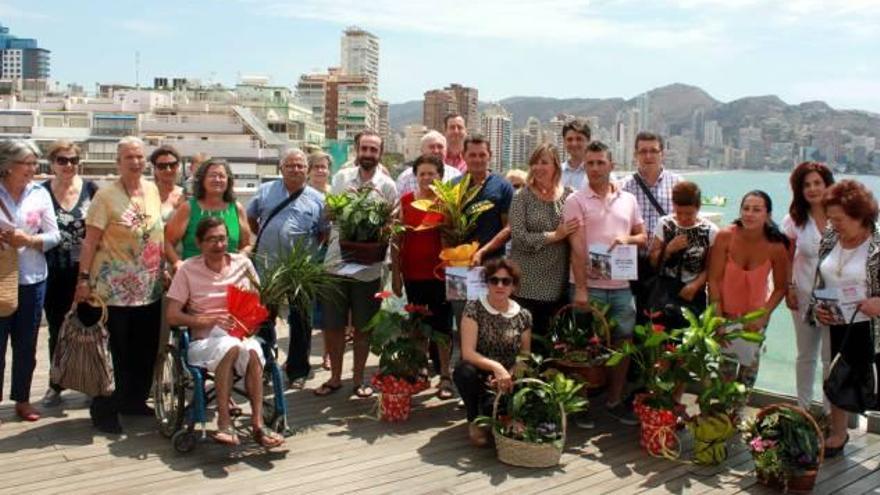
[783,162,835,414]
[392,154,454,398]
[166,217,284,448]
[308,151,332,194]
[164,158,250,268]
[40,140,98,407]
[0,139,60,423]
[151,145,185,222]
[453,258,532,446]
[813,180,880,458]
[75,137,164,434]
[708,191,790,410]
[509,144,577,345]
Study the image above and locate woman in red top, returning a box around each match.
[392,154,454,399]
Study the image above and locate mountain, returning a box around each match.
[387,83,880,139]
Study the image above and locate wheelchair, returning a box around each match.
[153,326,289,453]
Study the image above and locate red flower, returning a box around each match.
[404,304,431,315]
[374,290,393,300]
[588,335,602,346]
[652,324,666,334]
[664,343,677,353]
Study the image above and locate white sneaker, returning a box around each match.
[41,388,62,407]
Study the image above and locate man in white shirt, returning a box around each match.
[395,130,462,197]
[561,118,591,191]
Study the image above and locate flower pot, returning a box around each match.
[634,394,679,458]
[379,391,413,422]
[554,360,607,392]
[690,413,736,465]
[340,240,387,265]
[757,469,819,494]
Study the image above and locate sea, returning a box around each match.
[678,170,880,398]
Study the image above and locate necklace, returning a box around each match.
[836,239,866,277]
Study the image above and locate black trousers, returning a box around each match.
[514,296,564,357]
[43,265,79,391]
[106,300,161,410]
[453,361,494,422]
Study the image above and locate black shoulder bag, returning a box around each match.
[824,311,879,413]
[252,187,305,254]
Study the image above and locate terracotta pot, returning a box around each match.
[340,240,388,265]
[757,469,819,494]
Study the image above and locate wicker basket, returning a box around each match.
[552,304,612,391]
[491,379,567,468]
[753,404,825,494]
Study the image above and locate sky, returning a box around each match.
[4,0,880,113]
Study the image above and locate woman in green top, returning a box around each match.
[165,158,251,270]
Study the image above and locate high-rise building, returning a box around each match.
[480,104,512,173]
[295,67,375,140]
[0,24,50,80]
[422,83,479,132]
[546,115,569,163]
[377,99,389,141]
[703,120,724,148]
[402,124,427,161]
[340,26,380,136]
[511,129,535,169]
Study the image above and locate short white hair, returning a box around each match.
[116,136,145,154]
[279,148,307,166]
[0,139,40,178]
[420,130,447,150]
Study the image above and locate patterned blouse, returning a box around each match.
[42,180,98,270]
[509,186,572,301]
[463,296,532,370]
[85,179,164,307]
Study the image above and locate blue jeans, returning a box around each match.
[0,281,47,402]
[588,288,636,340]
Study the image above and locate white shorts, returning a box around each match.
[187,327,265,376]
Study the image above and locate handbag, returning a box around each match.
[644,252,686,324]
[50,298,115,397]
[0,198,18,317]
[823,312,879,413]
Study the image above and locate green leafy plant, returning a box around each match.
[547,302,616,366]
[250,240,342,317]
[742,407,822,481]
[325,185,402,243]
[410,174,494,246]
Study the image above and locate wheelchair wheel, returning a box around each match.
[172,429,197,454]
[155,345,186,438]
[261,365,285,431]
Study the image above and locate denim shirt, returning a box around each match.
[0,181,60,284]
[246,180,325,270]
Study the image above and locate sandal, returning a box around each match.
[437,377,455,400]
[229,399,243,417]
[254,425,284,448]
[322,353,331,370]
[313,381,342,396]
[212,425,240,446]
[15,403,41,422]
[353,384,374,398]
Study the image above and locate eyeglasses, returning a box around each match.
[488,276,513,287]
[54,156,80,166]
[203,235,228,244]
[155,161,179,171]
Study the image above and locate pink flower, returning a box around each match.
[750,437,765,452]
[25,209,42,231]
[374,291,393,300]
[142,242,162,272]
[589,335,602,346]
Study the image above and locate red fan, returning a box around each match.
[226,285,269,340]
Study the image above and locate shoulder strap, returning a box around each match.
[0,195,13,224]
[253,186,306,253]
[632,173,666,217]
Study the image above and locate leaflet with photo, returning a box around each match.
[813,282,868,325]
[589,243,638,281]
[446,267,487,301]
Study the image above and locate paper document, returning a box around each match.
[446,267,487,301]
[589,243,638,281]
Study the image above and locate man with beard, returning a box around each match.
[315,130,397,398]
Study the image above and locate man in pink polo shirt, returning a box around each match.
[444,113,468,172]
[564,141,646,427]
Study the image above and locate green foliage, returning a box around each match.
[250,240,342,317]
[742,407,822,478]
[325,185,401,243]
[547,302,616,366]
[411,174,494,246]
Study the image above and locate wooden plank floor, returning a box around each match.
[1,322,879,494]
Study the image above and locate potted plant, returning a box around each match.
[547,302,615,393]
[476,366,587,468]
[363,291,442,422]
[676,305,765,465]
[742,404,824,493]
[325,185,401,265]
[410,174,494,267]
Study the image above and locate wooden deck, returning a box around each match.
[2,323,880,494]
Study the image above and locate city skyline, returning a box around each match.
[3,0,879,114]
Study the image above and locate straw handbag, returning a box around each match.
[0,200,18,317]
[50,298,115,397]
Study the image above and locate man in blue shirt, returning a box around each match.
[246,148,325,388]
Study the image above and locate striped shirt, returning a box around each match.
[618,169,682,251]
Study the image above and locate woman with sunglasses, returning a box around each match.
[453,258,532,447]
[164,159,251,270]
[150,145,185,223]
[39,140,98,408]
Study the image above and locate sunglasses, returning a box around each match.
[155,161,179,171]
[55,156,80,166]
[488,276,513,287]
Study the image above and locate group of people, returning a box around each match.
[0,114,878,461]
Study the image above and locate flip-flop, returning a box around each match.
[15,406,41,422]
[313,382,342,396]
[212,426,240,446]
[353,384,374,398]
[254,425,284,449]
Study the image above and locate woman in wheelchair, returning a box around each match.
[166,216,284,448]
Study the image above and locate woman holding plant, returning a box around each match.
[708,191,790,403]
[453,258,532,446]
[509,144,578,344]
[392,154,455,399]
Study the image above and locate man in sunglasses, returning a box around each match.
[564,141,646,427]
